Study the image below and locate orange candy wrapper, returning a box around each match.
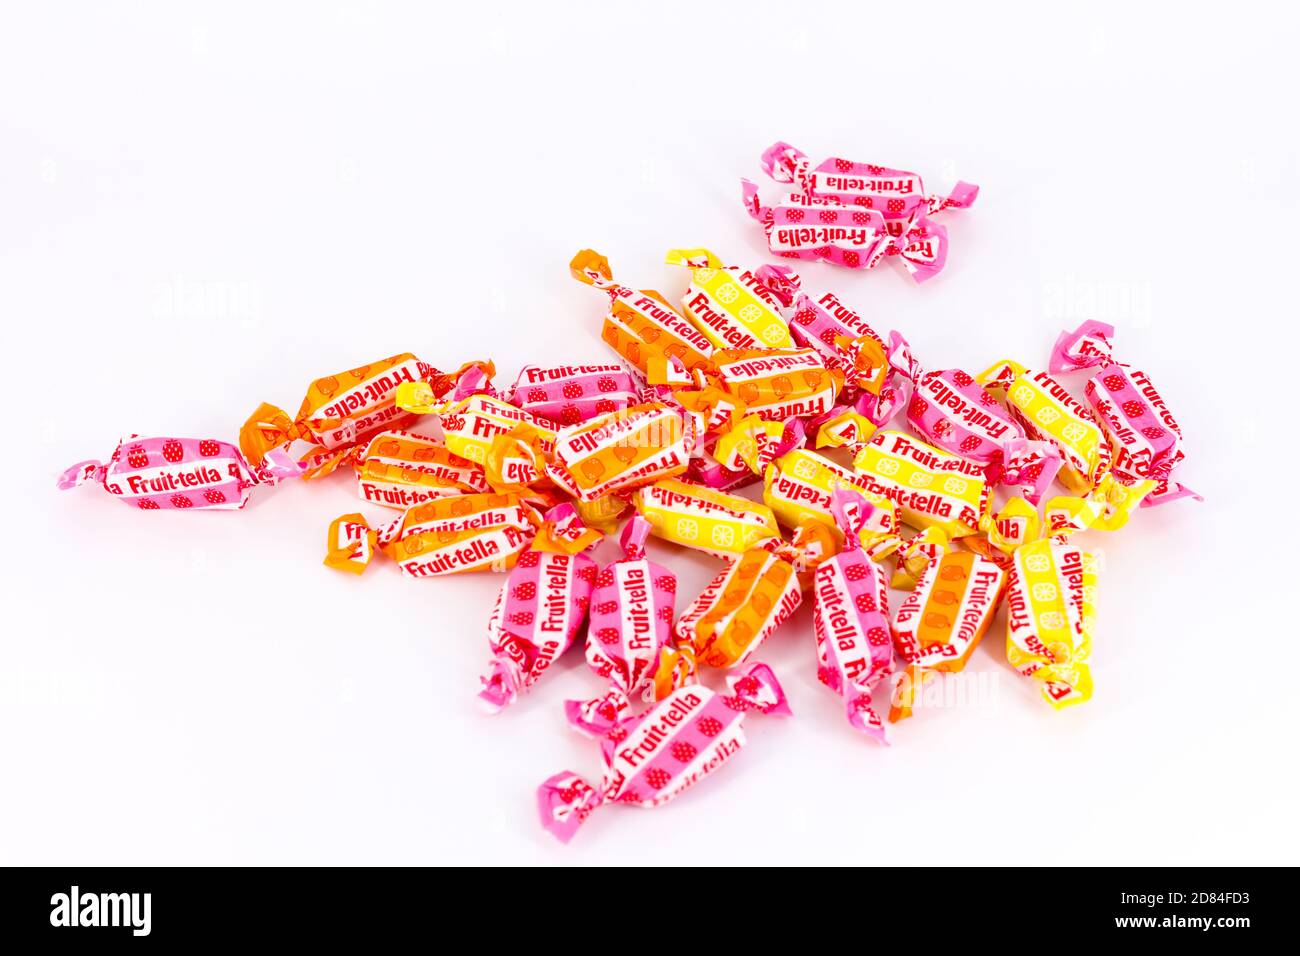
[888,550,1006,722]
[240,354,488,478]
[324,492,540,578]
[570,250,716,386]
[545,402,698,502]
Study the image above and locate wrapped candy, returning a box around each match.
[1048,321,1199,507]
[810,489,895,742]
[341,429,488,509]
[323,492,540,577]
[757,142,979,219]
[977,359,1154,530]
[394,384,557,472]
[479,504,602,712]
[852,429,994,540]
[538,663,791,842]
[810,395,887,450]
[239,353,462,476]
[545,402,697,502]
[741,141,977,281]
[762,448,901,560]
[664,248,798,350]
[1005,538,1099,709]
[633,477,780,557]
[570,250,716,385]
[565,517,676,735]
[58,434,301,510]
[889,332,1062,503]
[710,347,842,422]
[789,290,896,407]
[504,363,639,428]
[654,533,820,691]
[889,550,1006,722]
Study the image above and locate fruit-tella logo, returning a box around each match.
[49,885,151,936]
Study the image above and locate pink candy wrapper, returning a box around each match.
[742,141,978,282]
[811,489,896,743]
[505,363,639,427]
[889,332,1063,503]
[58,434,301,510]
[790,290,902,423]
[479,505,601,712]
[538,662,791,842]
[565,517,678,736]
[1049,320,1199,507]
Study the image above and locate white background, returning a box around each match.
[2,2,1295,865]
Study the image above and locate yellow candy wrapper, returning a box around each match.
[665,248,798,351]
[852,429,991,539]
[633,477,780,557]
[762,448,900,559]
[1005,538,1099,709]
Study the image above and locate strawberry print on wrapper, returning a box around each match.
[787,290,898,416]
[741,142,978,283]
[58,434,302,511]
[538,663,790,843]
[1048,320,1200,508]
[480,504,602,712]
[889,331,1062,504]
[564,517,677,736]
[811,489,895,743]
[504,363,639,427]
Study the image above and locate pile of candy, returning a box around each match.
[58,146,1197,843]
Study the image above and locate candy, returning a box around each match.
[1004,538,1099,709]
[633,477,780,557]
[657,540,806,684]
[58,434,301,510]
[889,332,1062,503]
[346,429,488,509]
[239,353,459,475]
[504,363,639,427]
[538,662,790,842]
[570,250,715,385]
[741,141,978,281]
[710,347,842,422]
[545,402,696,502]
[762,448,900,559]
[977,359,1155,530]
[810,489,895,742]
[664,248,798,350]
[394,385,557,471]
[1048,321,1199,507]
[889,550,1006,722]
[323,492,540,578]
[788,290,896,406]
[479,505,601,712]
[852,429,992,539]
[565,517,676,735]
